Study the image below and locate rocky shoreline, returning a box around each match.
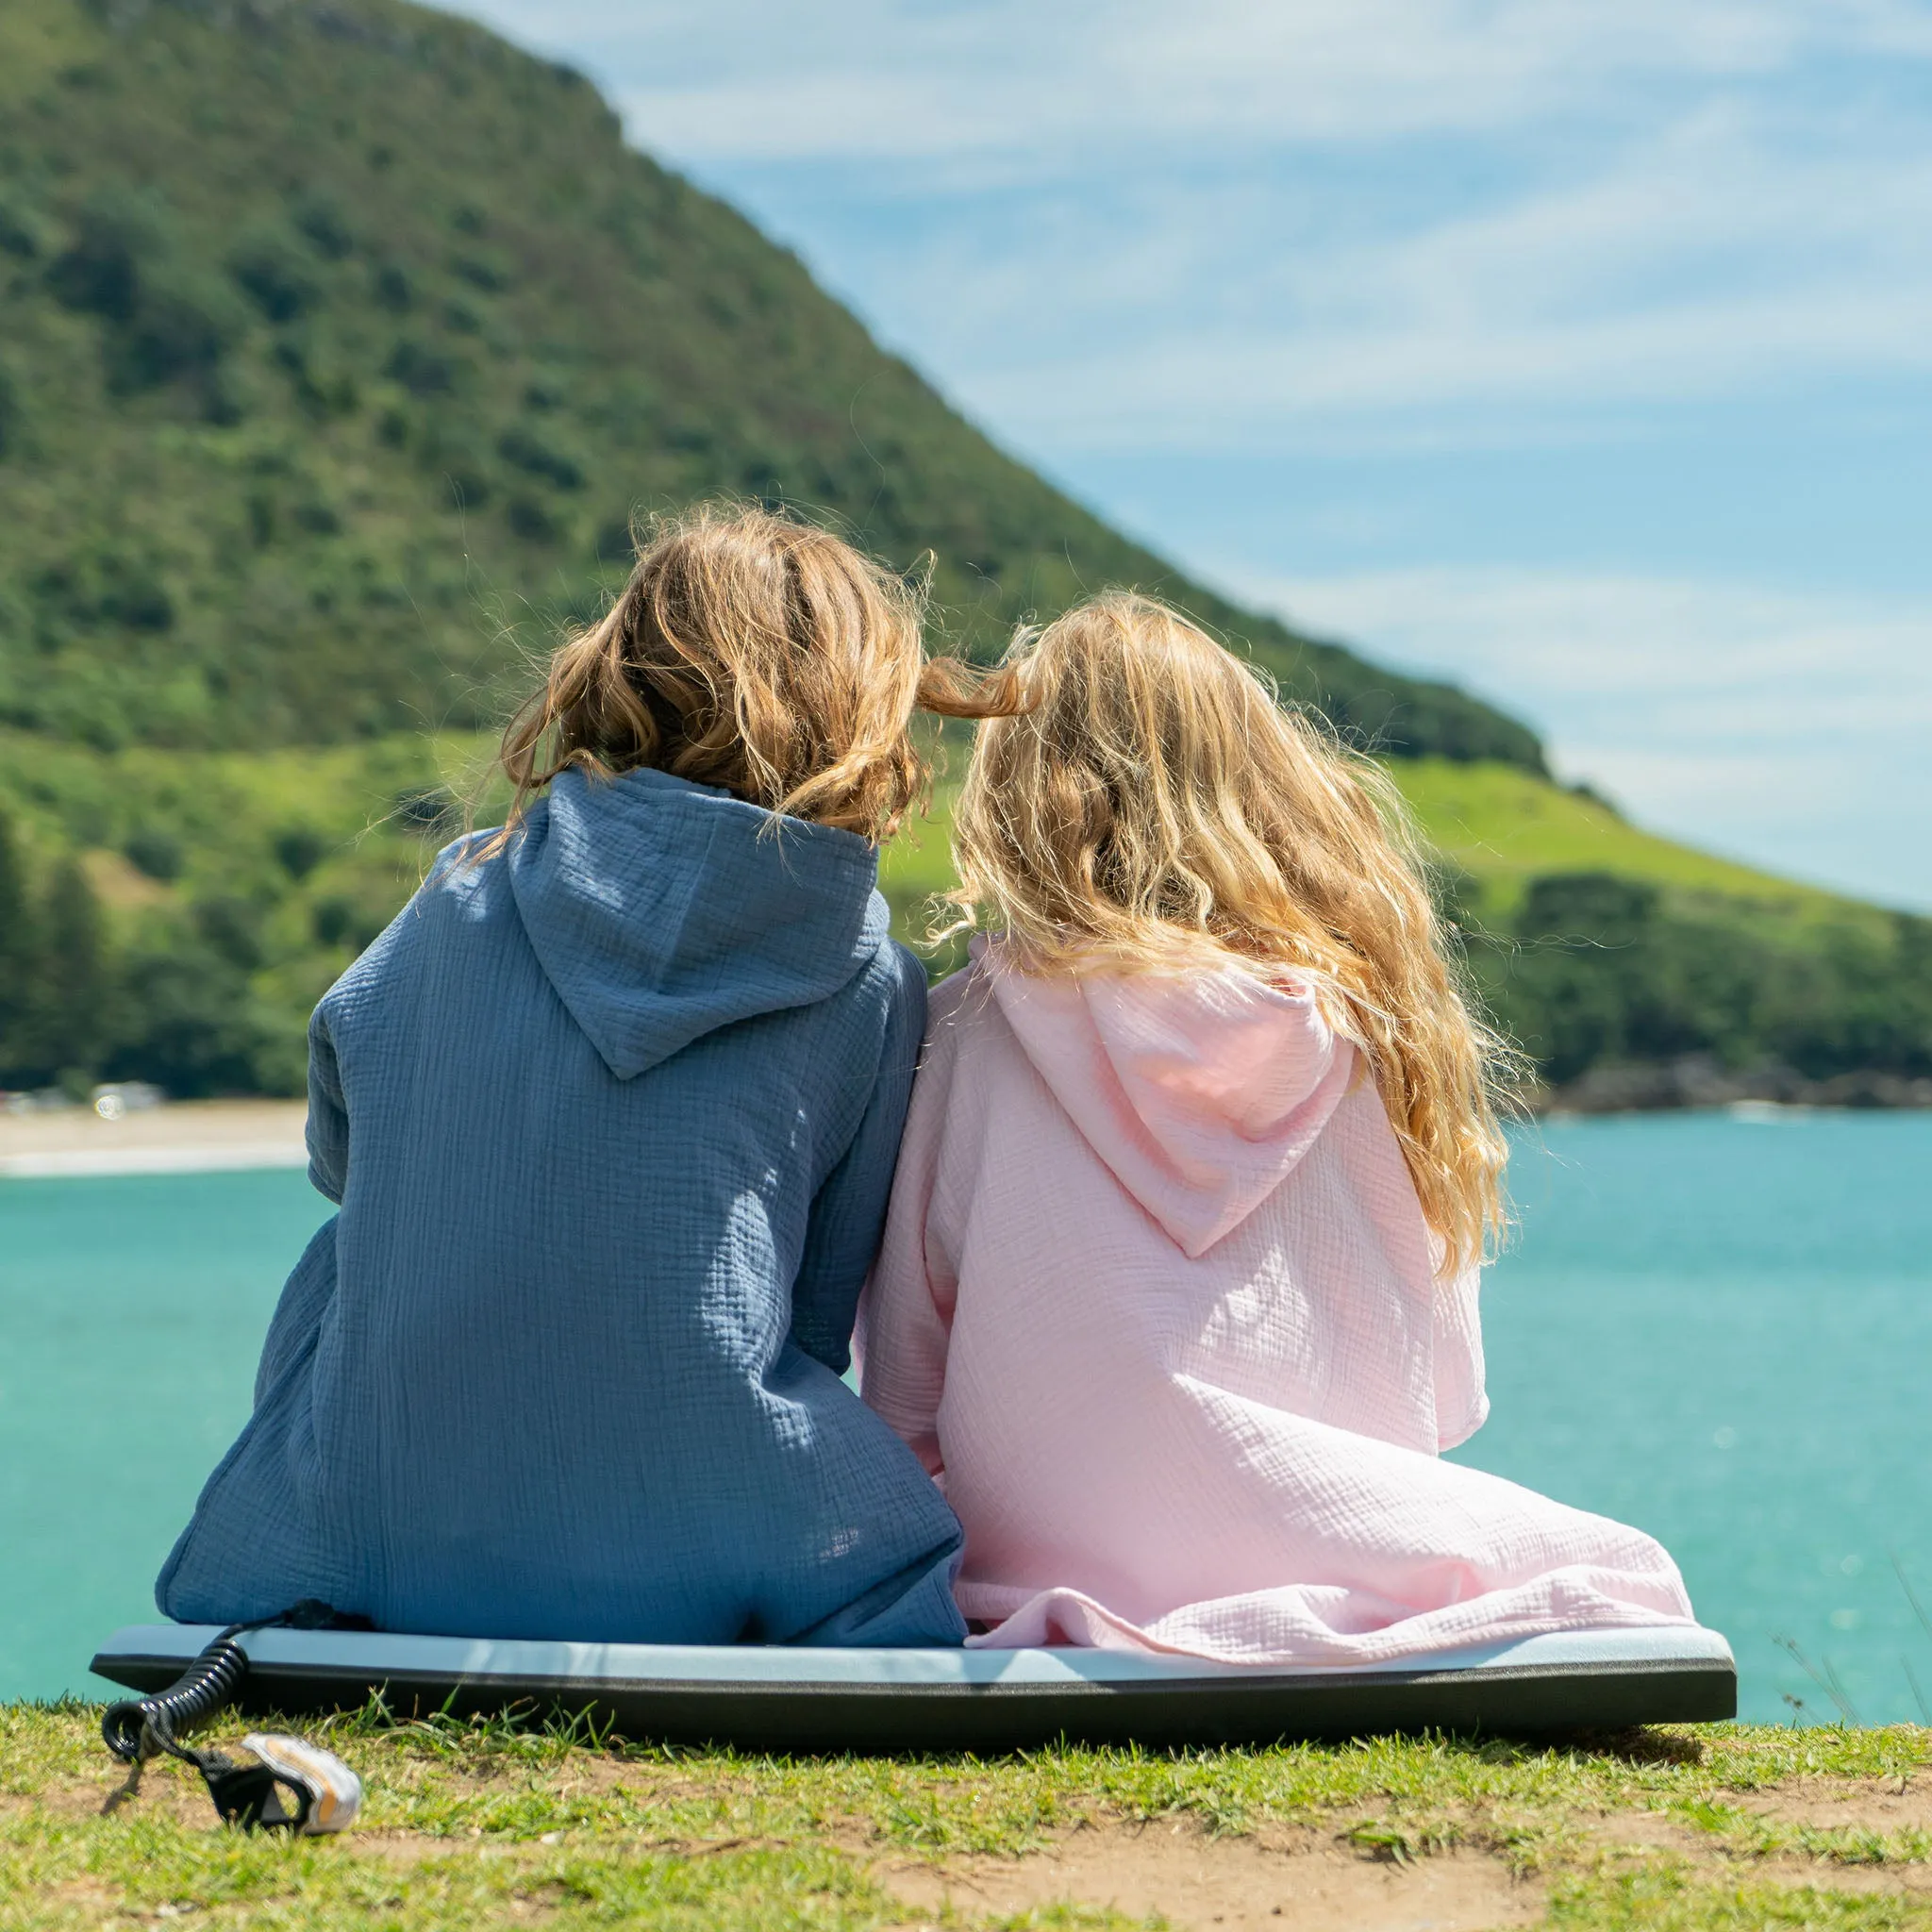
[1536,1056,1932,1114]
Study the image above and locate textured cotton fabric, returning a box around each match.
[857,942,1693,1664]
[159,766,966,1647]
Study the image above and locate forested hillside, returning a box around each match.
[0,0,1925,1107]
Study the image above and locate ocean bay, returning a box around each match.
[3,1111,1927,1722]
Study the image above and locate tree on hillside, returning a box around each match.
[30,857,109,1084]
[0,808,35,1083]
[0,824,115,1091]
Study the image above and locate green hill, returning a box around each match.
[0,0,1536,765]
[0,0,1925,1108]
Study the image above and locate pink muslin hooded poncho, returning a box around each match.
[857,941,1694,1662]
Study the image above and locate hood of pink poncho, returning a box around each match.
[980,940,1357,1257]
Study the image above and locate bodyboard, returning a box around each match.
[92,1623,1736,1751]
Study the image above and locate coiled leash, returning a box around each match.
[101,1601,362,1834]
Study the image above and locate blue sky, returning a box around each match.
[448,0,1932,910]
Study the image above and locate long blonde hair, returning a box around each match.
[492,503,950,847]
[933,591,1514,1272]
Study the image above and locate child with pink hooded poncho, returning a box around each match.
[858,595,1693,1664]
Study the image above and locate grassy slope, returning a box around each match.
[1397,764,1841,918]
[880,763,1930,1096]
[0,0,1537,768]
[6,1703,1932,1929]
[1391,761,1906,957]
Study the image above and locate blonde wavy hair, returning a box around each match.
[930,592,1515,1273]
[491,503,952,848]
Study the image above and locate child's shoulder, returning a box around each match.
[803,935,930,1073]
[874,935,926,994]
[920,956,1010,1056]
[924,960,977,1028]
[845,934,927,1024]
[318,834,505,1007]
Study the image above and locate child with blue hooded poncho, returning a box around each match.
[157,507,968,1646]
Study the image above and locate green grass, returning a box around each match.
[1394,760,1860,924]
[5,1705,1931,1929]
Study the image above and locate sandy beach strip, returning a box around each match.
[0,1099,310,1179]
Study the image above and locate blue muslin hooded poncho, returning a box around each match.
[158,765,967,1646]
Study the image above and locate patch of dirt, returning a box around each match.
[1591,1809,1711,1860]
[1591,1794,1932,1899]
[1740,1775,1932,1833]
[22,1879,127,1925]
[5,1765,215,1827]
[340,1830,460,1865]
[880,1817,1542,1932]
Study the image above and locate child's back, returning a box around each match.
[860,593,1693,1662]
[862,944,1690,1660]
[159,509,966,1646]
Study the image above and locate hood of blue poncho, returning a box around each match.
[503,765,889,1079]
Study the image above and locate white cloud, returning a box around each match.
[452,0,1932,162]
[1224,565,1932,908]
[447,1,1932,434]
[764,98,1932,441]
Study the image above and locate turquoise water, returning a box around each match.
[0,1170,331,1707]
[3,1112,1928,1721]
[1453,1110,1932,1725]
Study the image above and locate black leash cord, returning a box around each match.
[102,1630,250,1765]
[101,1602,346,1830]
